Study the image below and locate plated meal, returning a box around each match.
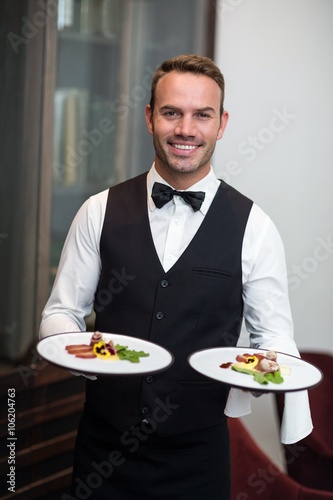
[188,346,323,392]
[37,331,174,375]
[220,350,286,385]
[65,331,150,363]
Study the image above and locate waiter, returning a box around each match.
[40,54,312,500]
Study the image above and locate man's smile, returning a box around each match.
[173,144,198,150]
[168,142,201,154]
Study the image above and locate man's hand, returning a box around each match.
[70,370,97,380]
[251,391,265,398]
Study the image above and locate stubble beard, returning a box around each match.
[153,136,213,178]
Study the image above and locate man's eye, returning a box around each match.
[161,110,181,118]
[197,113,211,119]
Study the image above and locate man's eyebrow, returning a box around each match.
[158,105,181,111]
[196,106,217,114]
[158,105,217,114]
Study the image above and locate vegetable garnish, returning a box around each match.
[231,365,284,385]
[115,344,150,363]
[220,351,285,385]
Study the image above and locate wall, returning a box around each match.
[214,0,333,470]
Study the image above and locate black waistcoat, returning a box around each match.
[86,172,253,436]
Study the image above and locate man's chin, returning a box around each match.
[168,162,205,175]
[165,156,201,173]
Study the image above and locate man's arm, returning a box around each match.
[39,191,108,339]
[226,204,313,444]
[242,204,299,356]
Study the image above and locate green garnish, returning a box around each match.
[264,371,284,384]
[232,365,284,385]
[115,344,150,363]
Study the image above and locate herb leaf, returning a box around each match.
[115,344,150,363]
[265,370,284,384]
[253,372,270,385]
[232,365,284,385]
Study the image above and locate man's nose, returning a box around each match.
[174,116,196,137]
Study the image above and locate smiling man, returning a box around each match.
[145,69,228,187]
[40,54,312,500]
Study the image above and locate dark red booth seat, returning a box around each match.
[229,417,333,500]
[275,351,333,492]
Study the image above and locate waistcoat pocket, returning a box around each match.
[192,267,232,279]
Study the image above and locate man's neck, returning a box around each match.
[154,163,211,190]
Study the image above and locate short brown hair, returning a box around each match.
[149,54,225,115]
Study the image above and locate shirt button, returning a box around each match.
[145,375,154,383]
[161,279,169,288]
[141,406,149,415]
[156,311,164,320]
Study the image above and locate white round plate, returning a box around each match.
[37,332,174,376]
[188,347,323,392]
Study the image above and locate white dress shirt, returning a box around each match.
[39,164,313,443]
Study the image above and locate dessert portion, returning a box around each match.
[220,350,285,385]
[65,331,150,363]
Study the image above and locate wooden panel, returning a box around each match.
[0,360,85,499]
[1,467,73,500]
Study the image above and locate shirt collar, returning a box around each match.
[147,163,220,215]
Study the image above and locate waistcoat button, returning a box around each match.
[141,406,149,415]
[156,311,164,320]
[161,279,169,288]
[145,375,154,383]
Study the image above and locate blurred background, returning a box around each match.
[214,0,333,473]
[0,0,216,362]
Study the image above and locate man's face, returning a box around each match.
[145,71,228,187]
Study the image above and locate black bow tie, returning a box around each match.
[151,182,205,212]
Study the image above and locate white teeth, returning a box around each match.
[174,144,197,150]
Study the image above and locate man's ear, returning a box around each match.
[145,104,153,135]
[217,111,229,140]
